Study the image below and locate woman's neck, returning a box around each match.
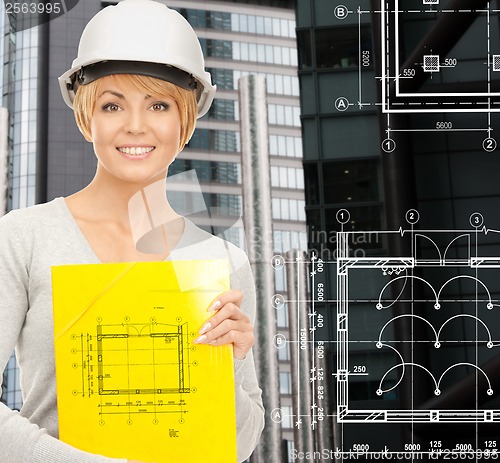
[69,172,178,227]
[64,175,185,262]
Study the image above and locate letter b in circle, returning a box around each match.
[334,5,348,19]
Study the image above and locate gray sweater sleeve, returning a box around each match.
[0,211,127,463]
[230,258,265,462]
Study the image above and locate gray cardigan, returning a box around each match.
[0,197,264,463]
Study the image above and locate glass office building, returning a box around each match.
[1,0,304,451]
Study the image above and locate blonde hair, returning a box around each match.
[73,74,198,151]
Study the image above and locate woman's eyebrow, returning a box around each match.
[98,90,154,100]
[98,90,125,99]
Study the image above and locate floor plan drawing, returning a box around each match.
[333,0,500,152]
[335,209,500,423]
[273,209,500,457]
[72,318,193,425]
[381,1,500,114]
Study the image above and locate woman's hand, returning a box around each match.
[194,290,254,360]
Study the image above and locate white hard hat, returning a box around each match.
[58,0,216,118]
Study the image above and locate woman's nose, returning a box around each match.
[125,110,147,134]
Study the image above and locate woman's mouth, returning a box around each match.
[117,146,155,156]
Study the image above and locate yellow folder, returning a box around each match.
[52,260,236,463]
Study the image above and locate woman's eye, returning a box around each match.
[151,102,168,111]
[102,103,120,112]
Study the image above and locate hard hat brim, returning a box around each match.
[59,61,216,118]
[75,61,199,91]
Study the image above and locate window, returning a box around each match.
[207,69,299,96]
[279,371,292,394]
[277,341,290,361]
[272,198,306,221]
[276,300,289,327]
[208,99,238,121]
[269,135,302,157]
[275,265,286,291]
[207,68,235,90]
[203,39,296,66]
[270,166,304,189]
[203,193,241,216]
[323,159,379,204]
[208,11,231,30]
[315,26,372,69]
[178,8,206,28]
[273,230,308,254]
[280,405,293,429]
[169,160,241,184]
[248,15,256,34]
[268,104,301,127]
[303,163,320,205]
[187,129,240,153]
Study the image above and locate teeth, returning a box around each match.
[118,147,154,156]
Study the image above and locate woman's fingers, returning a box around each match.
[194,290,254,359]
[206,290,243,312]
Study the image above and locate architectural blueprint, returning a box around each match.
[72,319,192,426]
[270,2,500,457]
[333,0,500,153]
[274,209,500,458]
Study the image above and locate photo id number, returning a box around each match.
[5,2,62,14]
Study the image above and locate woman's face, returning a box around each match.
[87,75,181,186]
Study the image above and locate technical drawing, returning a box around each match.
[96,321,190,395]
[271,209,500,459]
[71,317,195,425]
[335,209,500,423]
[333,1,500,152]
[381,1,500,113]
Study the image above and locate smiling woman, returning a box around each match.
[76,75,184,190]
[73,74,198,151]
[0,1,264,462]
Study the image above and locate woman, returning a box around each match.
[0,1,264,462]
